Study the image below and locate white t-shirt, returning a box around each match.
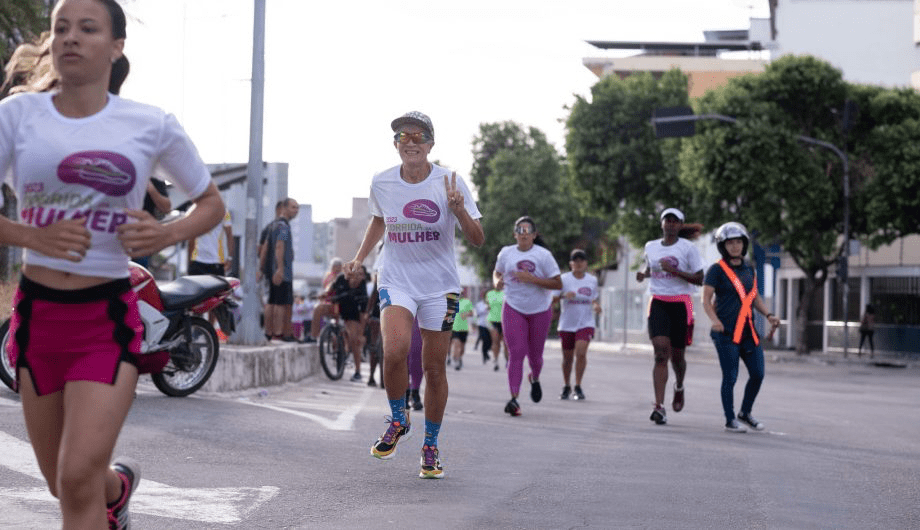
[291,300,310,322]
[494,244,561,314]
[475,299,489,328]
[0,92,212,278]
[369,163,481,299]
[191,208,231,264]
[557,271,599,332]
[642,238,704,296]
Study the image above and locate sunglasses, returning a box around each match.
[514,225,534,235]
[394,131,433,144]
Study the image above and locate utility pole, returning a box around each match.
[235,0,267,345]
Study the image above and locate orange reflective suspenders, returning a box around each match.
[717,260,758,345]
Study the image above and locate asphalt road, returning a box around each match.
[1,342,918,529]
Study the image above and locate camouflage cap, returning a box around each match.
[391,111,434,140]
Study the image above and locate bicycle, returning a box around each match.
[318,313,348,380]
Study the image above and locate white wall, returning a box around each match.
[774,0,920,87]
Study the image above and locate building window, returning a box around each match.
[869,277,920,325]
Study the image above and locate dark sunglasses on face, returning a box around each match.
[394,131,433,144]
[514,225,534,235]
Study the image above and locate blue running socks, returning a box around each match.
[389,398,407,425]
[424,419,441,447]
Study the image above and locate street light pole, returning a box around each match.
[651,109,851,356]
[235,0,267,345]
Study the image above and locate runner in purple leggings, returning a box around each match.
[405,318,424,410]
[493,217,562,416]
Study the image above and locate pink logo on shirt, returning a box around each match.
[403,199,440,223]
[516,260,536,273]
[58,151,136,197]
[578,287,593,297]
[653,255,680,279]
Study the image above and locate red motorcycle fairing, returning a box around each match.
[130,262,165,312]
[128,263,171,373]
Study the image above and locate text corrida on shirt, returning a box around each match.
[386,222,442,243]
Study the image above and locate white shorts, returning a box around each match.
[378,287,459,331]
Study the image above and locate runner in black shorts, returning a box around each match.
[636,208,704,425]
[329,267,369,381]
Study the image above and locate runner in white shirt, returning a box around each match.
[555,249,601,400]
[636,207,705,426]
[0,1,225,527]
[345,111,483,479]
[473,294,492,364]
[493,216,562,417]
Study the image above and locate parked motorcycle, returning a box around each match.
[0,263,240,397]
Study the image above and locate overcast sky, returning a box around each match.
[120,0,769,222]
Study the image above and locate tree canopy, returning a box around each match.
[565,69,693,248]
[466,122,583,280]
[564,54,920,353]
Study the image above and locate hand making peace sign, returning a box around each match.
[444,171,465,216]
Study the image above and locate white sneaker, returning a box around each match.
[724,419,748,433]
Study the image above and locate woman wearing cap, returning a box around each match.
[703,222,780,432]
[346,111,484,479]
[636,208,704,425]
[555,249,601,400]
[494,216,562,416]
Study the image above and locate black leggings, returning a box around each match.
[858,330,874,353]
[477,325,492,357]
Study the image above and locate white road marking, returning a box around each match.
[0,431,279,524]
[238,385,375,431]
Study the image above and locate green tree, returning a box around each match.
[680,55,920,353]
[466,122,582,279]
[849,84,920,246]
[1,0,50,75]
[565,69,693,249]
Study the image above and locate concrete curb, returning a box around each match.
[201,342,322,393]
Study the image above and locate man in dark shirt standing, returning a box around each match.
[259,201,283,340]
[266,198,299,342]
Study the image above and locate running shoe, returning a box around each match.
[454,358,462,371]
[573,385,586,400]
[107,457,140,530]
[672,384,685,412]
[560,385,571,400]
[494,363,500,372]
[528,374,542,403]
[367,377,377,387]
[504,398,522,416]
[370,414,411,459]
[650,405,667,425]
[737,412,765,431]
[419,445,444,479]
[216,328,228,342]
[350,372,362,382]
[410,389,424,411]
[724,419,748,433]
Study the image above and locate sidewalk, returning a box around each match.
[554,338,919,370]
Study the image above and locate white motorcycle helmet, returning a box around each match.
[715,222,750,260]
